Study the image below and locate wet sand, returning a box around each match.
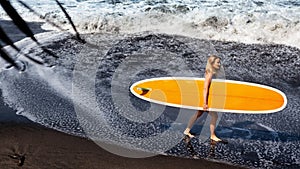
[0,121,247,169]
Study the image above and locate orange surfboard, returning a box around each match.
[130,77,287,114]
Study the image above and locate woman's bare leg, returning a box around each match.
[209,111,221,141]
[184,110,204,137]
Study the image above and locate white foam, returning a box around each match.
[256,123,276,132]
[0,0,299,48]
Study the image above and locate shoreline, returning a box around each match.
[0,89,33,124]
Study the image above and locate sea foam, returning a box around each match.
[0,0,299,48]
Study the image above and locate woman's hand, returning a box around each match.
[203,103,209,111]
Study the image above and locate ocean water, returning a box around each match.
[0,0,300,48]
[0,0,300,169]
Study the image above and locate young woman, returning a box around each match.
[183,55,227,144]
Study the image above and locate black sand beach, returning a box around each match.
[0,20,248,168]
[0,122,248,169]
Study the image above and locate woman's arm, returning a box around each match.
[203,72,212,111]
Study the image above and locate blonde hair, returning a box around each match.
[205,55,221,75]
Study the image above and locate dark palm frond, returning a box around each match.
[19,53,44,65]
[0,25,20,51]
[54,0,85,43]
[0,26,44,65]
[0,0,38,42]
[16,0,65,32]
[0,0,59,58]
[0,0,88,70]
[0,44,18,69]
[18,0,86,44]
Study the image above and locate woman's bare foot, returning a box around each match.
[184,129,195,138]
[210,136,228,144]
[210,136,222,142]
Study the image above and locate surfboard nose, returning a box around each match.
[136,87,151,95]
